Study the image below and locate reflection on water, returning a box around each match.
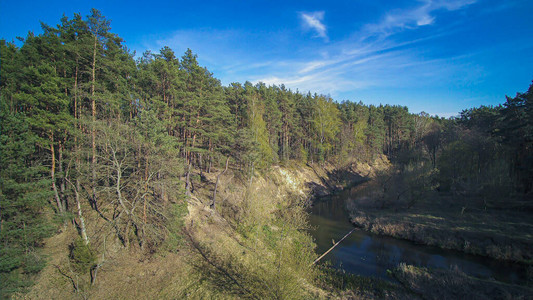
[309,185,527,284]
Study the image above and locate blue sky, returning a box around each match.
[1,0,532,116]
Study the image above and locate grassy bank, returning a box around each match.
[29,157,532,299]
[316,266,416,299]
[392,263,533,299]
[24,162,390,299]
[348,184,533,264]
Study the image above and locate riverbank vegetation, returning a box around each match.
[346,89,533,264]
[1,9,532,298]
[392,263,532,299]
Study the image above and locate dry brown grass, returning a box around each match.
[350,204,533,263]
[23,163,343,299]
[393,263,533,299]
[22,225,209,299]
[182,166,322,299]
[347,177,533,264]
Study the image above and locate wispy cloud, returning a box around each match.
[362,0,476,38]
[300,11,328,41]
[251,34,482,99]
[144,0,487,107]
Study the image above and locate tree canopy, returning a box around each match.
[1,9,531,297]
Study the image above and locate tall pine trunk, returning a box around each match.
[50,132,64,213]
[58,138,67,211]
[91,35,97,208]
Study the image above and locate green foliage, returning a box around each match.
[498,83,533,193]
[365,105,386,155]
[337,101,371,163]
[438,104,517,197]
[0,99,55,297]
[2,9,532,298]
[251,105,275,167]
[69,239,96,274]
[312,95,341,160]
[162,201,189,252]
[192,203,318,299]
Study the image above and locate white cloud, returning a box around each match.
[416,15,435,26]
[300,11,328,41]
[250,34,482,100]
[363,0,476,38]
[141,2,482,103]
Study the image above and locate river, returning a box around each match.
[308,182,528,284]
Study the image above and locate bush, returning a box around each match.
[68,238,96,274]
[162,201,189,253]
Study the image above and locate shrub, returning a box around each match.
[68,238,96,274]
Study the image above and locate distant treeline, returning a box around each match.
[1,9,531,296]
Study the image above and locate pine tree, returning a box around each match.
[0,99,54,297]
[14,31,73,213]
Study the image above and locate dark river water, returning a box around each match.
[308,183,528,284]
